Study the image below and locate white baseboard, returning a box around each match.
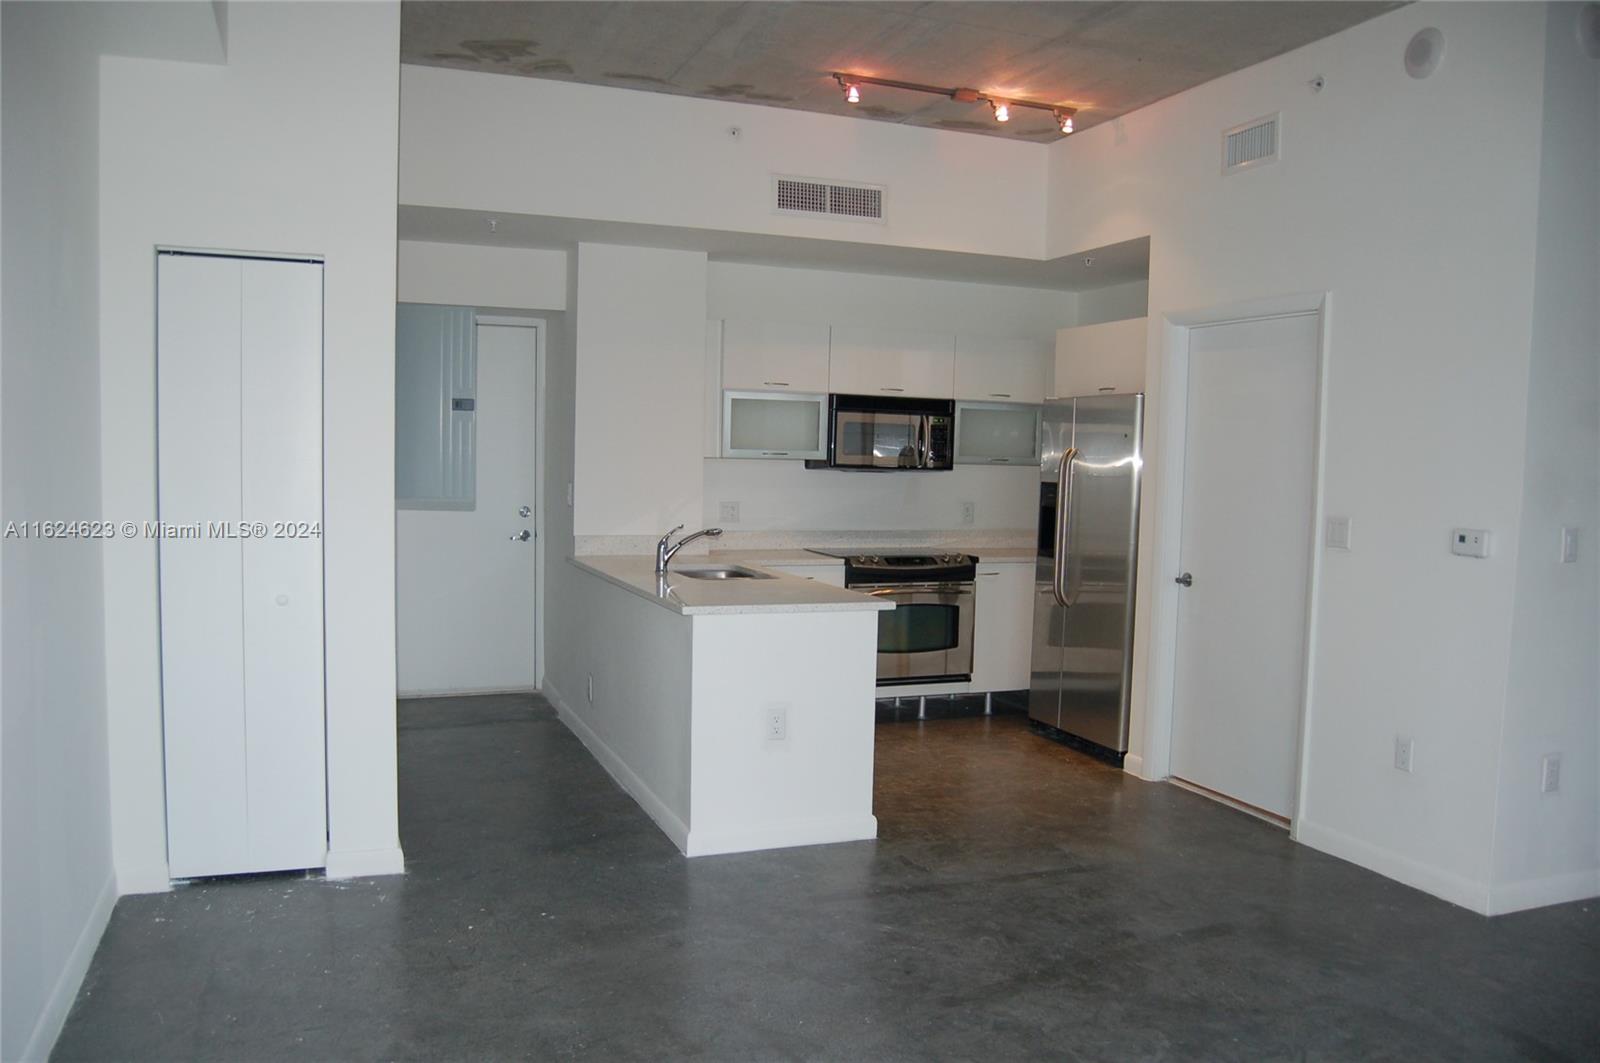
[686,814,878,858]
[398,685,538,699]
[1123,753,1148,779]
[1487,867,1600,916]
[20,872,117,1062]
[324,846,406,879]
[545,680,690,854]
[1296,818,1491,914]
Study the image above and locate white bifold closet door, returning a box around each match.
[158,252,327,878]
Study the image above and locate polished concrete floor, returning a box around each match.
[55,694,1599,1060]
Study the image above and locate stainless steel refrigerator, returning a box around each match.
[1028,394,1143,755]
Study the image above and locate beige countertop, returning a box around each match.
[570,555,891,616]
[705,548,844,567]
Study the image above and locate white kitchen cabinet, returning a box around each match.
[704,318,723,458]
[722,390,828,460]
[721,318,831,393]
[828,324,955,399]
[1053,317,1147,398]
[954,402,1041,465]
[972,562,1034,692]
[762,563,846,587]
[157,252,327,879]
[955,334,1050,404]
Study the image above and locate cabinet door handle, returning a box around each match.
[989,392,1011,398]
[1098,386,1116,392]
[880,386,905,392]
[762,381,790,387]
[761,451,790,457]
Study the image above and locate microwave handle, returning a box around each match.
[1053,447,1079,607]
[916,416,928,469]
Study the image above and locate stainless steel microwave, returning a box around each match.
[807,394,955,471]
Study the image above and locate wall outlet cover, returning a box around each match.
[1541,753,1561,794]
[719,501,741,523]
[1393,735,1415,774]
[1325,516,1352,551]
[1560,527,1580,564]
[765,704,788,742]
[960,501,976,525]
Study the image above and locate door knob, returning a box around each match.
[510,529,531,542]
[518,505,531,517]
[1175,572,1193,587]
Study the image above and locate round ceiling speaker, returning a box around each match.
[1580,4,1600,60]
[1405,27,1445,79]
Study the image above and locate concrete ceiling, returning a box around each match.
[398,205,1150,291]
[400,1,1403,140]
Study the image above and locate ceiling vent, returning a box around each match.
[773,175,885,223]
[1222,113,1280,174]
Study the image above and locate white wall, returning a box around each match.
[98,1,403,890]
[573,244,708,536]
[400,65,1048,260]
[1045,2,1576,910]
[397,240,567,310]
[1,7,116,1058]
[705,261,1073,533]
[1075,280,1149,326]
[1490,4,1600,914]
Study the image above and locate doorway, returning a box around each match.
[1164,309,1321,824]
[396,316,541,696]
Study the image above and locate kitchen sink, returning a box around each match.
[672,565,776,581]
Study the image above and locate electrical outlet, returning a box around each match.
[719,501,741,524]
[960,501,976,526]
[1541,753,1561,794]
[1394,735,1415,774]
[765,705,788,742]
[1325,516,1352,551]
[586,674,594,704]
[1450,528,1491,559]
[1560,527,1580,564]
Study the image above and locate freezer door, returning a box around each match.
[1028,404,1076,728]
[1055,395,1142,751]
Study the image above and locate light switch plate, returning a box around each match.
[1451,528,1491,559]
[1560,527,1579,564]
[1325,516,1352,551]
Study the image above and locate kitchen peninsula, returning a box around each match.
[550,554,891,857]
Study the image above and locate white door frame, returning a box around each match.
[1138,291,1331,837]
[474,314,547,690]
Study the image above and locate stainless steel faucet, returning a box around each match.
[655,524,723,575]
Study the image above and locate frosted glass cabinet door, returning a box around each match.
[954,402,1042,465]
[722,390,827,459]
[158,252,327,880]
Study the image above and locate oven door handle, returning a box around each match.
[1053,446,1079,607]
[858,582,973,596]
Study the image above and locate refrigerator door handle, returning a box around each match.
[1053,446,1079,606]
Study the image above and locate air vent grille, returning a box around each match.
[774,175,885,222]
[1222,114,1280,174]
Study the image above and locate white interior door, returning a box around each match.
[396,320,539,695]
[1169,312,1318,820]
[159,253,326,878]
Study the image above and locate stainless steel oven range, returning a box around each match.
[810,549,977,685]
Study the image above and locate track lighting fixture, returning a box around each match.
[830,72,1077,135]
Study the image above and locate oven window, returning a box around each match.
[878,603,960,655]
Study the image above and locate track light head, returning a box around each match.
[991,100,1010,123]
[1056,110,1075,134]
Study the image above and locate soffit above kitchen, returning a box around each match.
[400,1,1404,140]
[398,205,1149,290]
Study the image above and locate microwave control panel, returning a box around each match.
[927,416,952,466]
